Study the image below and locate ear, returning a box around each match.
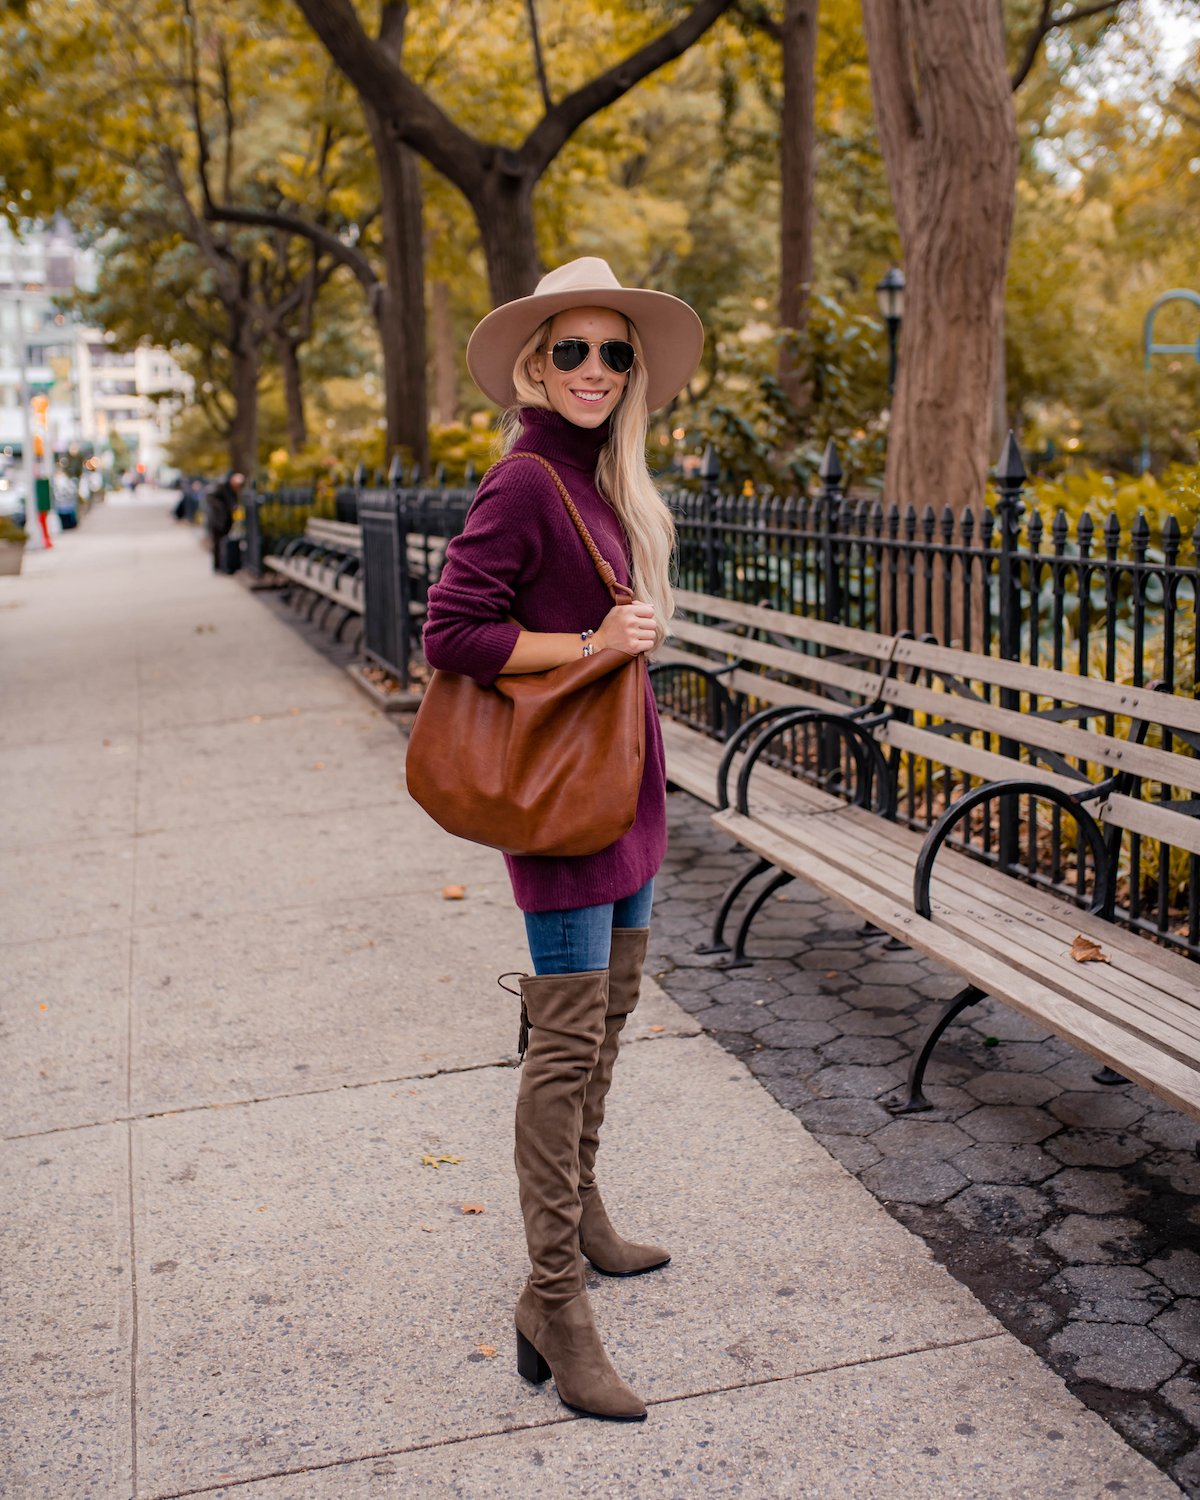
[527,350,546,383]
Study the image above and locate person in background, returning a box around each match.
[206,471,243,570]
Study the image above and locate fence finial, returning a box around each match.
[995,431,1026,489]
[818,438,842,487]
[387,452,403,484]
[352,461,365,487]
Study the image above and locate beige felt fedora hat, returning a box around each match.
[466,256,704,414]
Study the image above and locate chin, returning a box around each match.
[558,399,614,428]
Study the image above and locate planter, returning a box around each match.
[0,540,25,576]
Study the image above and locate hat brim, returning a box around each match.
[466,286,704,414]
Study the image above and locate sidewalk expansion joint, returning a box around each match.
[5,1032,699,1142]
[136,1331,1008,1500]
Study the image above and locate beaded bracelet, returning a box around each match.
[581,628,595,658]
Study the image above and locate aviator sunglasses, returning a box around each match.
[548,337,636,375]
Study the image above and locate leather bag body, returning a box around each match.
[405,453,647,858]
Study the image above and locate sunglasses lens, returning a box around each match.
[550,339,589,372]
[600,341,635,374]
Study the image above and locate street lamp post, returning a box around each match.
[875,267,905,396]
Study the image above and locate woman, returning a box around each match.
[422,258,703,1422]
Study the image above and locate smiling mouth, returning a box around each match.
[570,389,608,403]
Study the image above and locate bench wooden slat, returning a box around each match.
[668,618,882,698]
[891,636,1200,736]
[263,557,364,613]
[713,807,1200,1119]
[883,677,1200,795]
[673,588,898,660]
[877,720,1085,795]
[1098,792,1200,858]
[658,715,846,815]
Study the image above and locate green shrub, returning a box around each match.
[0,515,27,544]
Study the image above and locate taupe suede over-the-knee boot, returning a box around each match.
[577,928,670,1277]
[513,969,646,1421]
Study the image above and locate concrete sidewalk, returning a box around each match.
[1,504,1175,1499]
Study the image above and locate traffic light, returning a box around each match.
[33,434,44,458]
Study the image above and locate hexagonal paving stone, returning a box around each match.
[859,1158,968,1205]
[1152,1299,1200,1362]
[1049,1092,1148,1130]
[836,1010,916,1037]
[963,1072,1062,1107]
[945,1183,1051,1236]
[795,948,867,972]
[871,1119,974,1161]
[988,1042,1060,1073]
[1044,1129,1152,1169]
[1140,1111,1200,1152]
[957,1105,1060,1144]
[1041,1056,1123,1093]
[690,1003,773,1034]
[910,970,971,1000]
[1047,1322,1180,1390]
[1146,1250,1200,1297]
[1162,1374,1200,1427]
[850,984,932,1009]
[1054,1266,1171,1326]
[812,1133,883,1172]
[808,1065,902,1099]
[752,1019,839,1048]
[1040,1214,1150,1265]
[1160,1155,1200,1196]
[950,1144,1060,1185]
[746,1047,822,1081]
[767,993,851,1023]
[968,1009,1052,1042]
[1048,1169,1151,1215]
[851,960,930,988]
[798,1097,893,1135]
[819,1035,907,1068]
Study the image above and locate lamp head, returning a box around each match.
[875,266,905,323]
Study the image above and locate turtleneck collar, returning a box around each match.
[511,406,610,473]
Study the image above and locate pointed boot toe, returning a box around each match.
[515,1287,646,1422]
[580,1187,670,1277]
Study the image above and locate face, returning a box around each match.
[526,307,631,429]
[230,473,245,489]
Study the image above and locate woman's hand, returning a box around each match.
[595,600,657,656]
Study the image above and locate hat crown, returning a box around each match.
[533,257,623,298]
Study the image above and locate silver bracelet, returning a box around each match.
[582,642,595,657]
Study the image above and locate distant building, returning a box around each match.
[0,216,190,477]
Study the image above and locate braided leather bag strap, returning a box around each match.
[499,450,634,605]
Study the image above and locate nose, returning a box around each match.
[577,345,608,380]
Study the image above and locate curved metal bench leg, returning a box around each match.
[306,590,324,622]
[1093,1065,1130,1085]
[334,607,357,642]
[696,856,774,955]
[888,984,987,1114]
[352,623,364,654]
[318,598,337,630]
[718,869,796,970]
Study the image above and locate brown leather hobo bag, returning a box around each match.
[405,452,646,858]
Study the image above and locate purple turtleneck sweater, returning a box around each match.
[421,408,667,913]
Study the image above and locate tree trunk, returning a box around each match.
[476,168,540,305]
[431,279,457,425]
[860,0,1018,517]
[367,112,430,475]
[777,0,818,412]
[990,304,1008,462]
[272,331,308,453]
[228,311,260,476]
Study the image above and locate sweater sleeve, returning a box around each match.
[422,468,546,687]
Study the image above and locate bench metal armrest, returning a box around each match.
[912,778,1112,921]
[715,703,806,810]
[736,708,896,820]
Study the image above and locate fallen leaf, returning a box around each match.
[1069,933,1111,964]
[825,971,838,979]
[438,976,450,982]
[314,762,325,770]
[462,1203,484,1214]
[289,708,300,715]
[409,1089,418,1095]
[443,885,466,900]
[477,1344,497,1357]
[650,1024,664,1032]
[246,715,262,723]
[102,739,110,746]
[420,1225,432,1232]
[38,1004,47,1011]
[421,1153,464,1169]
[775,895,788,902]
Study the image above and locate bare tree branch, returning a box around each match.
[735,1,783,43]
[1011,0,1123,91]
[526,0,553,112]
[204,201,381,305]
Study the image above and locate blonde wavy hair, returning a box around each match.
[500,315,675,647]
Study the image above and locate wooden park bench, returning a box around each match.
[265,517,365,640]
[675,592,1200,1122]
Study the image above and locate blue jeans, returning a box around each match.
[523,879,655,976]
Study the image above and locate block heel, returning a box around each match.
[516,1327,551,1384]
